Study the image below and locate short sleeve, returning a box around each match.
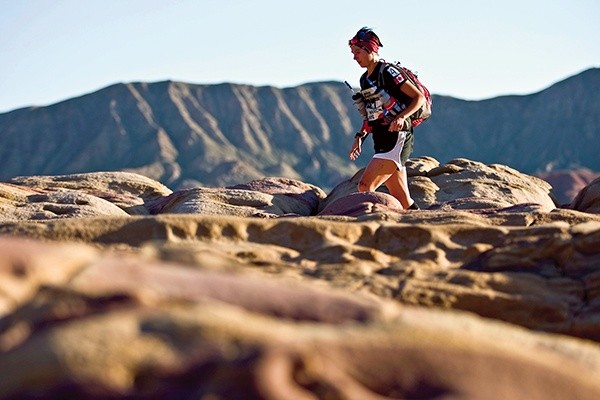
[381,63,413,108]
[384,64,406,86]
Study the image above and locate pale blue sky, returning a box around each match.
[1,0,598,113]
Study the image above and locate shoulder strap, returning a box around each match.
[377,61,390,88]
[359,69,372,88]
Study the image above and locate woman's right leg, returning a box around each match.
[358,158,397,193]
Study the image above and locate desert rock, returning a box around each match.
[1,237,600,399]
[147,177,326,217]
[320,157,556,214]
[1,157,600,399]
[537,168,600,205]
[7,171,172,216]
[570,176,600,214]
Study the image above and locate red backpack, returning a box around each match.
[381,61,432,127]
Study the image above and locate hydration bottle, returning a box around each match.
[345,81,367,119]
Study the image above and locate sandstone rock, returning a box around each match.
[537,168,600,205]
[2,212,600,342]
[320,157,556,216]
[406,155,441,176]
[423,159,556,211]
[8,171,172,215]
[147,177,326,218]
[229,176,326,215]
[0,183,43,221]
[1,181,129,221]
[318,192,403,217]
[570,176,600,214]
[147,187,308,217]
[2,158,559,220]
[28,191,128,220]
[0,237,97,317]
[317,168,363,213]
[1,237,600,399]
[1,158,600,399]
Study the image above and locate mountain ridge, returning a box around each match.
[1,68,598,190]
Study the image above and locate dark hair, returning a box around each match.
[354,27,383,47]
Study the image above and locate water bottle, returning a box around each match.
[352,93,367,118]
[345,81,367,118]
[378,87,405,124]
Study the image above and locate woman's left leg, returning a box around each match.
[384,167,413,209]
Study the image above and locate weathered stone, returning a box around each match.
[318,192,403,217]
[1,238,600,399]
[8,171,172,215]
[320,157,556,215]
[147,176,326,217]
[229,176,326,216]
[1,157,600,399]
[571,176,600,214]
[146,187,311,217]
[0,237,97,317]
[537,168,600,205]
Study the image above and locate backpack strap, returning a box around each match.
[377,61,390,89]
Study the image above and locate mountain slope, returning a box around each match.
[0,68,598,189]
[416,68,600,172]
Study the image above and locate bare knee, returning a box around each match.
[357,180,371,192]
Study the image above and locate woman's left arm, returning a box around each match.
[389,81,425,132]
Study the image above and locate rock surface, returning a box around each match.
[2,157,600,399]
[320,157,557,214]
[570,176,600,214]
[537,168,600,206]
[146,177,326,217]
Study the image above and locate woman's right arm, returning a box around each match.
[349,135,362,160]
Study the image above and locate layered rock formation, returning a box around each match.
[1,157,600,399]
[537,168,600,206]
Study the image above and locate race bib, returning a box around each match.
[360,87,384,121]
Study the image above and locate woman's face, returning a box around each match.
[350,45,374,68]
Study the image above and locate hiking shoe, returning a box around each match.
[408,202,420,210]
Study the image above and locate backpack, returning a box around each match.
[379,61,432,127]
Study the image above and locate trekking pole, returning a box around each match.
[344,81,356,94]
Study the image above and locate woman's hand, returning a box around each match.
[349,137,362,160]
[389,115,407,132]
[388,79,425,132]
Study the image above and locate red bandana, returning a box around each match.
[349,29,382,54]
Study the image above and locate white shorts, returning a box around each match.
[372,131,407,170]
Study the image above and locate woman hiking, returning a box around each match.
[348,27,424,210]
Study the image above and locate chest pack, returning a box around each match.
[359,84,399,123]
[379,61,433,127]
[358,70,409,126]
